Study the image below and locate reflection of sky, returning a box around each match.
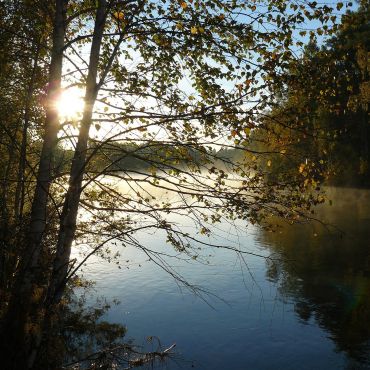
[73,187,370,369]
[76,220,341,370]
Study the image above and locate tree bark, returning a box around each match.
[14,42,41,223]
[0,1,68,369]
[47,0,107,306]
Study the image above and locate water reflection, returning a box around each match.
[80,187,370,369]
[259,187,370,368]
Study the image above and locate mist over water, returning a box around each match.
[75,187,370,369]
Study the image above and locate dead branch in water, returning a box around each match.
[63,342,177,369]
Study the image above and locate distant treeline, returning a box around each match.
[87,143,247,172]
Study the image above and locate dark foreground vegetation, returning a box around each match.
[0,0,368,369]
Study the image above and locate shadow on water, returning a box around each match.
[258,187,370,369]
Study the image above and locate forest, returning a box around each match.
[0,1,369,369]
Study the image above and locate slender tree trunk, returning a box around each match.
[43,3,107,362]
[24,0,66,280]
[14,42,41,223]
[47,0,107,306]
[358,52,369,180]
[0,133,17,291]
[0,1,68,369]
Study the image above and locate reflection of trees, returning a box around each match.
[260,188,370,368]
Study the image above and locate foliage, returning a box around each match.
[252,3,370,188]
[0,0,359,369]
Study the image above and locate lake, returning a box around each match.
[76,187,370,369]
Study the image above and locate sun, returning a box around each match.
[56,87,84,120]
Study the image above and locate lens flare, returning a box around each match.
[56,88,84,120]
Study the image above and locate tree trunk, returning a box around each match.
[14,42,41,224]
[47,0,107,306]
[0,1,68,369]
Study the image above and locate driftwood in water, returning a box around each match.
[63,342,177,369]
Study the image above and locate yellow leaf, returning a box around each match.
[244,127,251,135]
[113,11,124,21]
[200,227,208,235]
[299,163,305,173]
[180,1,187,10]
[267,160,271,167]
[317,195,325,202]
[191,26,198,34]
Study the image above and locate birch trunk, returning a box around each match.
[47,0,107,306]
[0,1,68,368]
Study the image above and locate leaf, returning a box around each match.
[180,1,187,10]
[113,11,124,21]
[244,127,251,135]
[191,26,198,34]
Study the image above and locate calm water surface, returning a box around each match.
[77,187,370,369]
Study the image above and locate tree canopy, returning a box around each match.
[0,0,366,368]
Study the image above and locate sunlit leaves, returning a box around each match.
[54,0,355,258]
[113,11,124,21]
